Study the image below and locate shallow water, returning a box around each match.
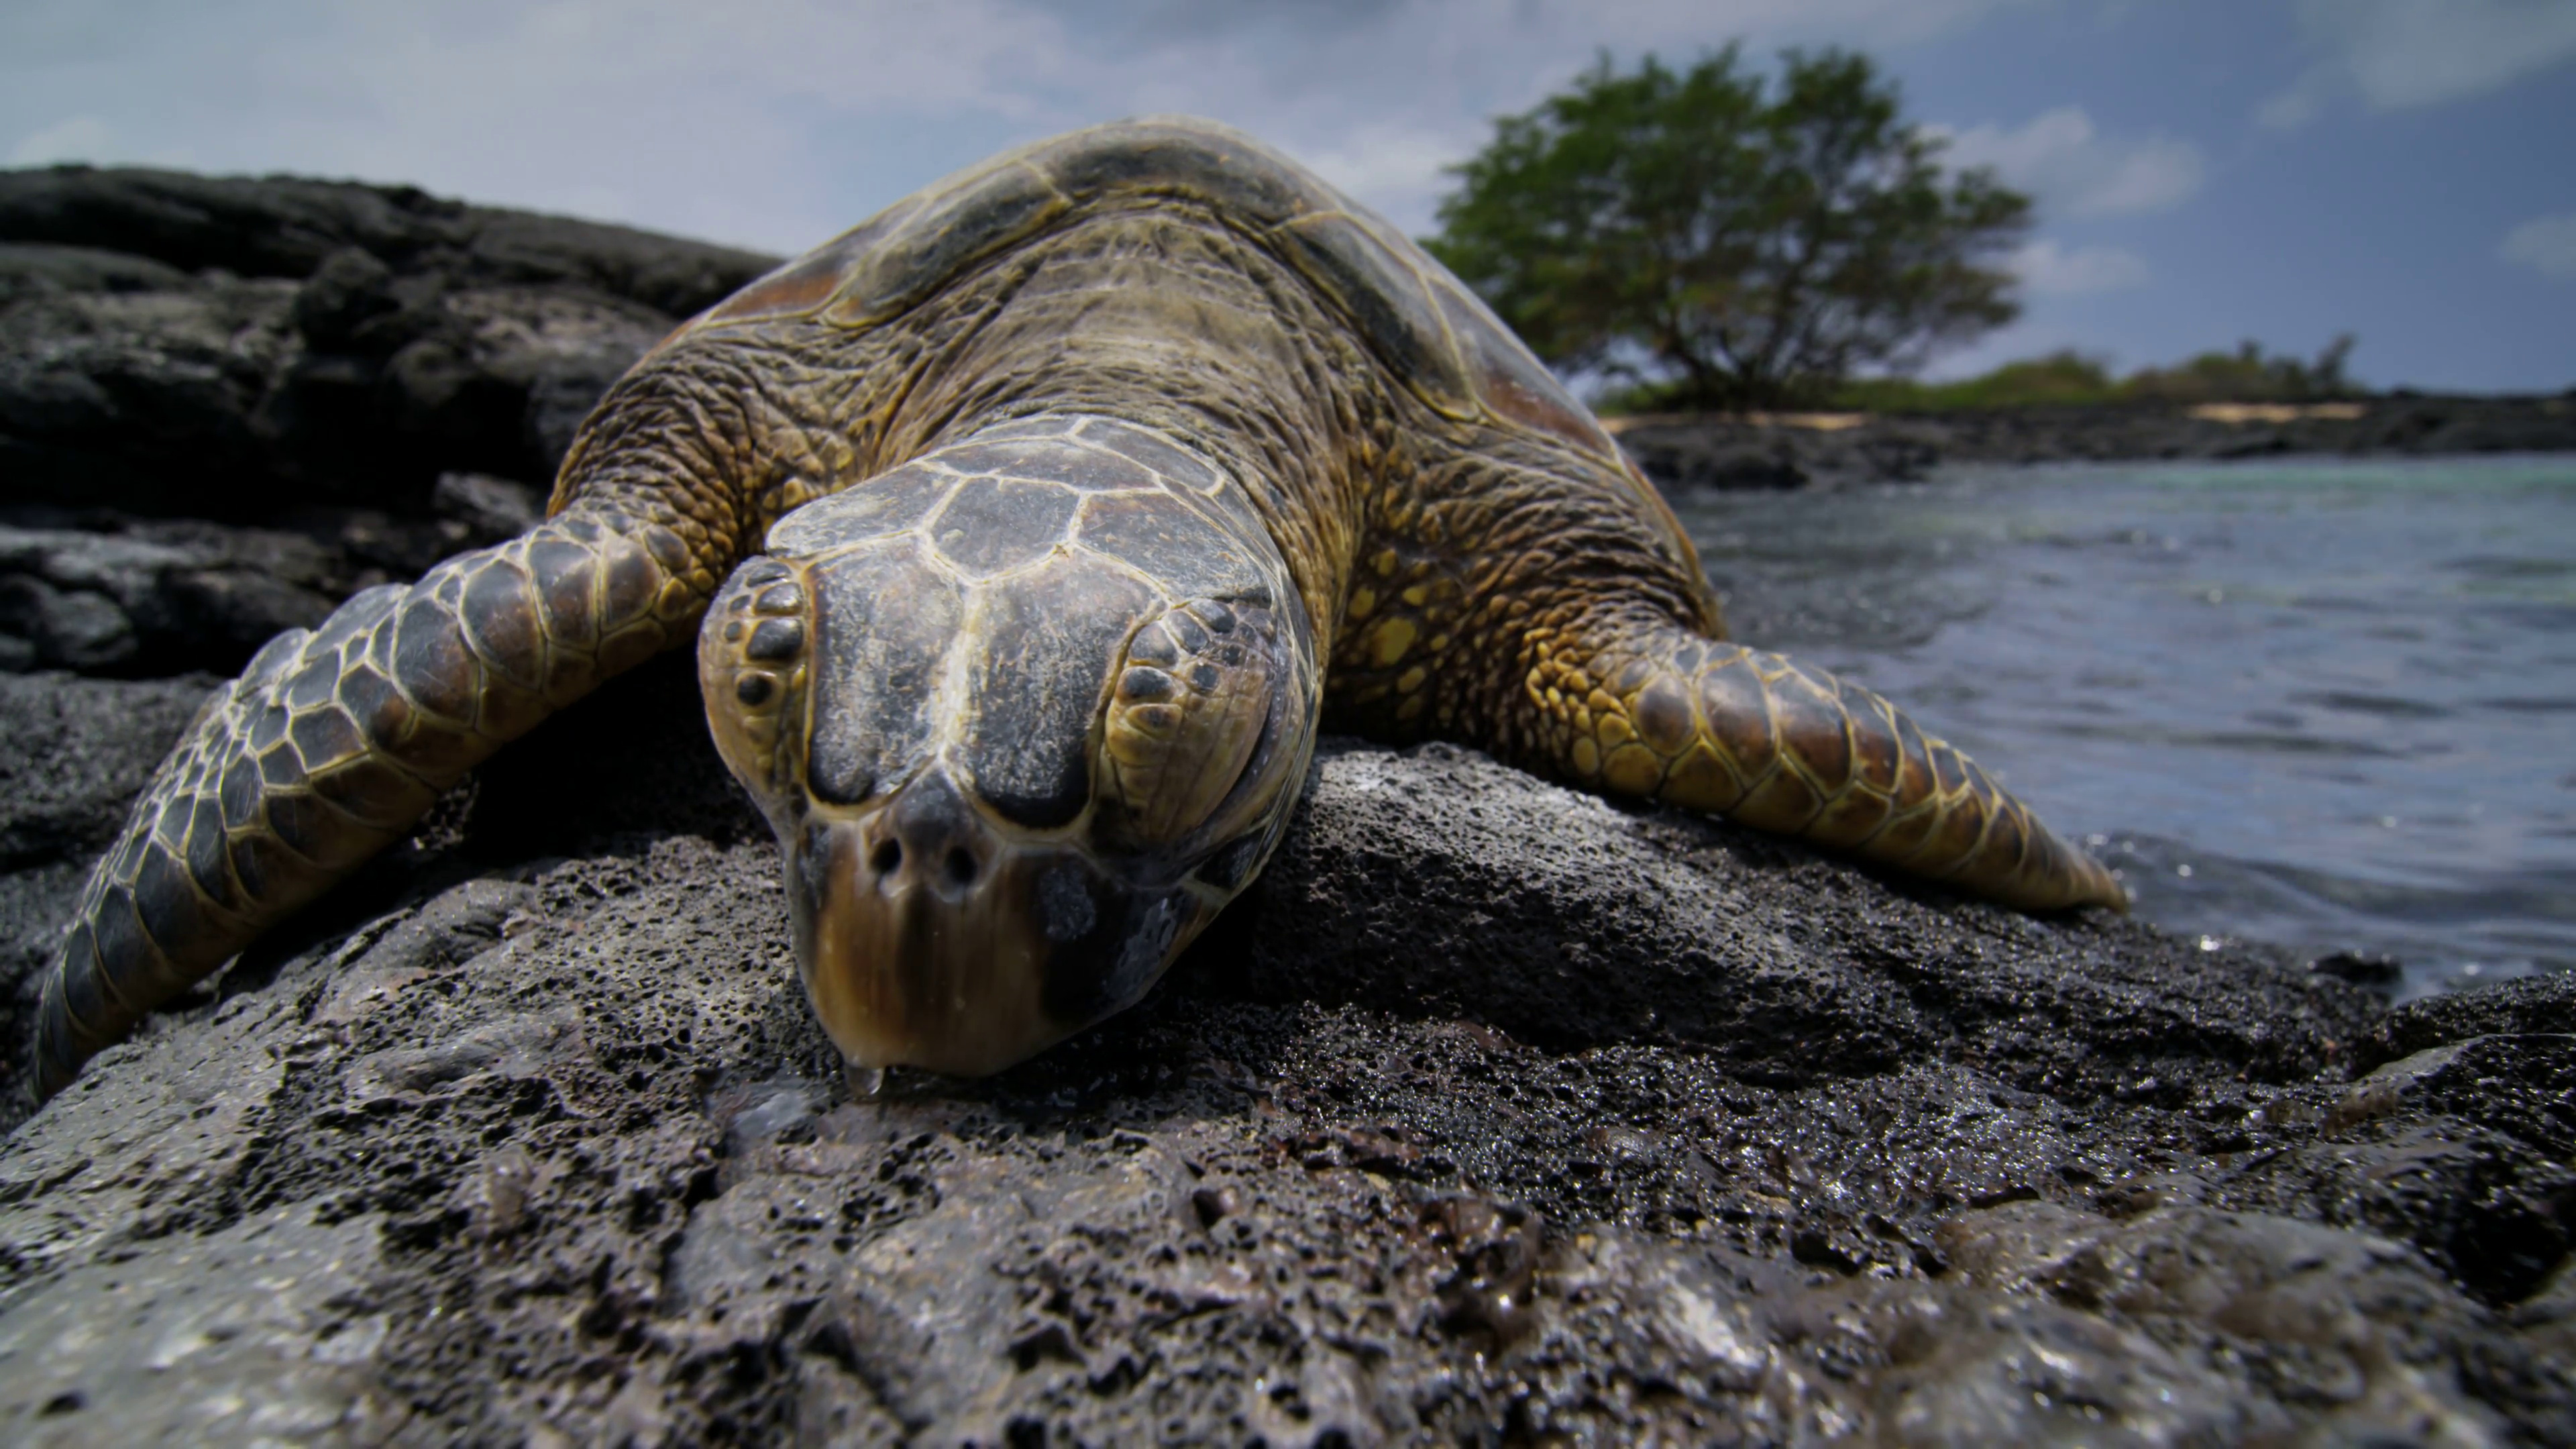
[1670,453,2576,1000]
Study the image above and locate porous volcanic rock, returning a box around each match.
[0,164,776,522]
[0,653,2568,1445]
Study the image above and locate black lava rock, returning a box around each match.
[0,163,775,522]
[0,670,2567,1443]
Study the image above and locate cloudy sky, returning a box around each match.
[6,0,2573,390]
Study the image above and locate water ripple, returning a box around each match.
[1676,455,2576,998]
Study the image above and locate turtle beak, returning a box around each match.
[784,767,1204,1077]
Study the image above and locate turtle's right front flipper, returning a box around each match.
[1516,616,2128,914]
[32,505,708,1100]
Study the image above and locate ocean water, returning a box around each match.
[1668,453,2576,1000]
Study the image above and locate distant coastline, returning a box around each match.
[1609,393,2576,490]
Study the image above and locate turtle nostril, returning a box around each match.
[944,848,977,887]
[870,841,902,875]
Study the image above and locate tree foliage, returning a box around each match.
[1426,46,2033,410]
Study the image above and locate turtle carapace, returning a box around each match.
[32,118,2123,1099]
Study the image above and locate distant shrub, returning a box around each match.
[1830,350,2123,411]
[2123,335,2358,403]
[1737,334,2373,415]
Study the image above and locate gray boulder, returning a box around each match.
[0,241,190,308]
[0,268,681,517]
[0,164,778,519]
[0,521,333,673]
[0,164,775,317]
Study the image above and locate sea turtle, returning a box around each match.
[30,117,2124,1100]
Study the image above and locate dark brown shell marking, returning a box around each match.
[676,117,1621,465]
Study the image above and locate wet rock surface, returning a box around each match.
[0,162,2569,1444]
[0,651,2568,1444]
[1616,395,2576,491]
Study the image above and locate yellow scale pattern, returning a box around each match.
[34,506,702,1095]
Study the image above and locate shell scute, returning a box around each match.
[822,162,1070,329]
[1076,492,1269,603]
[1034,119,1327,227]
[927,478,1083,578]
[680,193,932,341]
[698,202,908,328]
[1432,280,1621,462]
[700,260,846,325]
[767,465,957,555]
[1273,212,1476,421]
[688,115,1621,461]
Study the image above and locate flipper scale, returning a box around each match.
[32,508,711,1098]
[1519,623,2125,914]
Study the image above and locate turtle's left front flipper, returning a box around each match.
[31,504,712,1100]
[1519,615,2127,913]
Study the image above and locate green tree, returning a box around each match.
[1426,47,2033,411]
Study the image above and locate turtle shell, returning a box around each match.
[682,117,1628,470]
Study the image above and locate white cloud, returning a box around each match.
[1298,123,1488,229]
[7,113,115,165]
[2500,212,2576,280]
[2009,238,2149,294]
[1937,107,2203,218]
[2262,0,2576,127]
[1919,319,2097,380]
[2253,74,2327,132]
[0,0,2040,251]
[3,0,1089,250]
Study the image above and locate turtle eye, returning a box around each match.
[699,557,812,815]
[1097,600,1273,849]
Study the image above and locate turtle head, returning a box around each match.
[698,417,1316,1077]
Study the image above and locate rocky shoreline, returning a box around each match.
[1611,393,2576,492]
[1,164,2570,1442]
